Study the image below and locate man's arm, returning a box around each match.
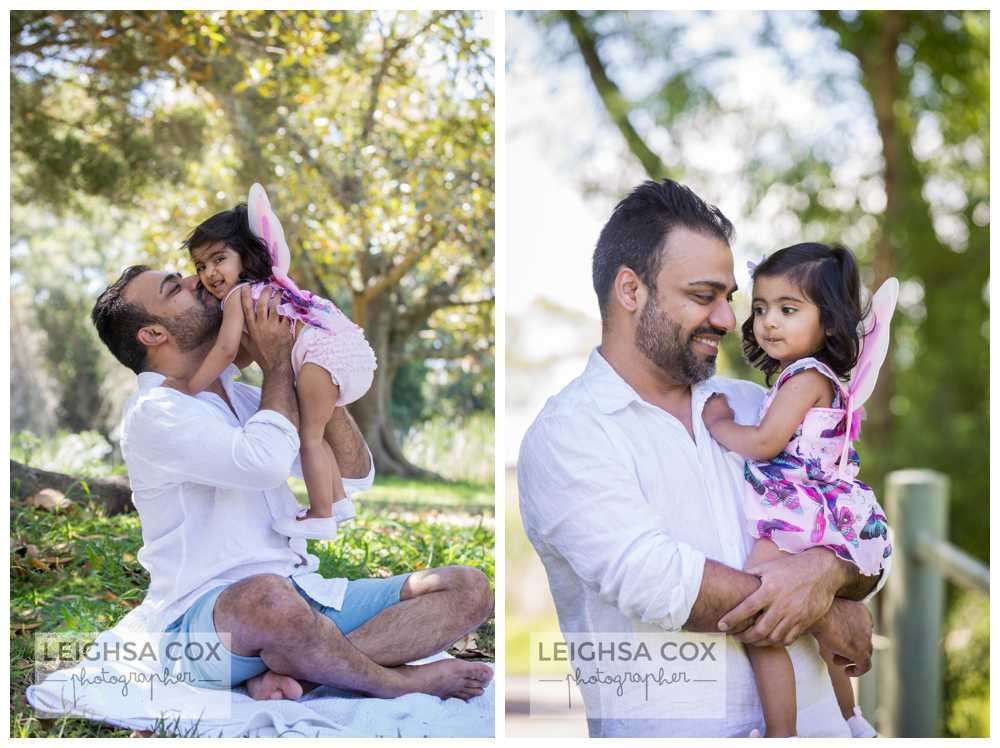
[682,559,760,633]
[240,287,298,430]
[682,553,875,674]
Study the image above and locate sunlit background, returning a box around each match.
[505,10,988,738]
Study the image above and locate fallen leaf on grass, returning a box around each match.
[122,553,136,564]
[25,489,70,511]
[12,544,42,559]
[12,621,42,634]
[450,633,478,653]
[449,647,491,661]
[14,659,34,670]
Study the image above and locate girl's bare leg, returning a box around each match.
[745,538,797,737]
[296,364,347,519]
[821,646,857,720]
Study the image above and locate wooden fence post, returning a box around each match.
[880,469,949,737]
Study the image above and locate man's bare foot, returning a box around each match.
[245,670,305,701]
[398,659,493,701]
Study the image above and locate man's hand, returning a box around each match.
[718,547,844,646]
[241,287,293,373]
[811,598,874,676]
[702,393,734,428]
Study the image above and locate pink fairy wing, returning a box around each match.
[247,183,291,275]
[836,277,899,474]
[849,277,899,408]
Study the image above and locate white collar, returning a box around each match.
[135,364,240,392]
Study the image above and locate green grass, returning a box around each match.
[291,475,494,511]
[11,477,494,738]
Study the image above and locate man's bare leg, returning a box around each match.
[246,567,494,701]
[218,571,492,701]
[347,565,494,666]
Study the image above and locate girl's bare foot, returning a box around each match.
[245,670,305,701]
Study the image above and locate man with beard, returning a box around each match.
[89,265,493,707]
[517,180,885,737]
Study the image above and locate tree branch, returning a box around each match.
[561,10,667,178]
[358,223,449,304]
[359,11,454,143]
[276,113,359,207]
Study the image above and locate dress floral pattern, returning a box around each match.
[743,357,892,575]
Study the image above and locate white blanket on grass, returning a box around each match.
[26,630,493,738]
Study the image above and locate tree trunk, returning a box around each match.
[10,460,133,516]
[350,293,440,479]
[855,11,906,459]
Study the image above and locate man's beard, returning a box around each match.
[635,296,721,385]
[161,292,222,353]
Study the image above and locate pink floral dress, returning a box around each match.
[743,357,892,576]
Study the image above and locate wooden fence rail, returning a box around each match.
[857,469,989,738]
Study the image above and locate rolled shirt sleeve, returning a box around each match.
[518,415,706,631]
[124,389,300,490]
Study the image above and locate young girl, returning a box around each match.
[170,184,377,541]
[701,243,895,738]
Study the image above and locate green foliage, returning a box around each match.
[11,430,123,478]
[389,359,430,431]
[942,590,989,737]
[33,289,112,434]
[400,414,494,484]
[11,11,495,461]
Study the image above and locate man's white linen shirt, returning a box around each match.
[517,349,888,737]
[118,364,373,635]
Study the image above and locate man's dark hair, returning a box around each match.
[91,265,157,375]
[742,242,869,385]
[182,203,272,282]
[592,179,734,320]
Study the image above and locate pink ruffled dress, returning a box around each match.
[223,279,377,407]
[743,357,892,576]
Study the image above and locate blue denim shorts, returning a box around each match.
[161,573,411,689]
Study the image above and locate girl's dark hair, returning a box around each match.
[182,202,272,282]
[743,242,869,385]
